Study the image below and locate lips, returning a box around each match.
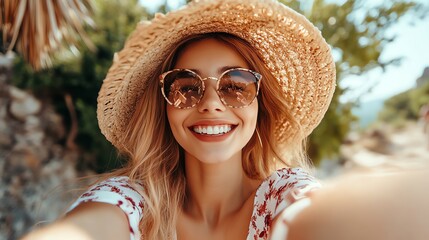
[192,125,233,135]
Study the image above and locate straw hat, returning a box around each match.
[97,0,336,150]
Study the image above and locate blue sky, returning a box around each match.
[140,0,429,103]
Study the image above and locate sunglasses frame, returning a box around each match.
[159,67,262,109]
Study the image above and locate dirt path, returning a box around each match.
[390,122,429,159]
[317,122,429,178]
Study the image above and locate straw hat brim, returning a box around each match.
[97,0,336,150]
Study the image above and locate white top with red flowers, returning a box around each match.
[68,167,321,240]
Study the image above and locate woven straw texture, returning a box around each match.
[97,0,336,150]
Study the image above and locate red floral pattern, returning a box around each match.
[68,177,145,240]
[247,168,321,239]
[69,168,320,240]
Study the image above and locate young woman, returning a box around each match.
[22,0,330,239]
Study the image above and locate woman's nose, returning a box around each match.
[197,81,226,113]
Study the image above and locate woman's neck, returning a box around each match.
[182,151,261,228]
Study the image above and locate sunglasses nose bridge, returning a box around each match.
[201,76,219,82]
[200,76,220,92]
[197,76,227,109]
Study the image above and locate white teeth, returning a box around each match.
[207,126,214,134]
[193,125,232,135]
[213,126,219,134]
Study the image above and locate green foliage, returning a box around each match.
[379,80,429,128]
[11,0,150,173]
[307,84,358,164]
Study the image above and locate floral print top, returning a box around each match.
[68,167,320,240]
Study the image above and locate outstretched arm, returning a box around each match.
[271,167,429,240]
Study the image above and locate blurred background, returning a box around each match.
[0,0,428,239]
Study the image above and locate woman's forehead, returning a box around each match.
[173,38,250,73]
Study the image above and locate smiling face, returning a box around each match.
[165,38,258,164]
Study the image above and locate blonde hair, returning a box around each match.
[114,33,310,239]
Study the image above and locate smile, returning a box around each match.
[192,125,233,135]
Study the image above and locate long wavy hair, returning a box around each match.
[113,32,310,239]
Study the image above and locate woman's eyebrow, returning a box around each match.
[218,65,244,74]
[187,68,200,74]
[187,65,244,76]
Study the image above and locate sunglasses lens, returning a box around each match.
[218,70,259,107]
[163,70,202,108]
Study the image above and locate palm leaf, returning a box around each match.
[0,0,95,70]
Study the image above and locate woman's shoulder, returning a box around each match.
[249,168,321,237]
[74,176,145,207]
[256,167,321,215]
[68,176,145,218]
[256,167,321,200]
[68,176,145,240]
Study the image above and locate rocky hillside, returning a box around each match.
[0,62,92,239]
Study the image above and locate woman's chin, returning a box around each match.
[186,150,241,165]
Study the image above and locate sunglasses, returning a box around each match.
[159,68,262,109]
